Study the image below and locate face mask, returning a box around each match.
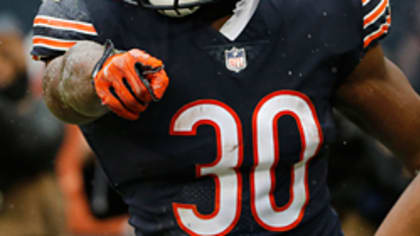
[0,71,29,101]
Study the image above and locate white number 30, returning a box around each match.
[170,91,323,235]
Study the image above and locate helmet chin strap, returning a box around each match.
[173,0,181,15]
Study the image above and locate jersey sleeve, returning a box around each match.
[31,0,101,61]
[361,0,391,51]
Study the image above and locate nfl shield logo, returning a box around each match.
[225,47,247,73]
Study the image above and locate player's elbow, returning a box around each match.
[42,42,108,124]
[42,54,104,125]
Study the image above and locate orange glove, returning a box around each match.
[93,41,169,120]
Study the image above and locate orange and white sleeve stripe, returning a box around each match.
[362,0,391,50]
[33,15,97,36]
[32,36,78,52]
[363,15,391,48]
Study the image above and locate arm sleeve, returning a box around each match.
[31,0,102,61]
[361,0,392,52]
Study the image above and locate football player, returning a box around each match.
[31,0,420,235]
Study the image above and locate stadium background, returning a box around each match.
[0,0,419,235]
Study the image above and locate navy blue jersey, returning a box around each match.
[32,0,391,235]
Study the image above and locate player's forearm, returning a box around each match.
[43,41,108,124]
[376,174,420,236]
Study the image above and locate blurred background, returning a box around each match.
[0,0,419,235]
[0,1,131,235]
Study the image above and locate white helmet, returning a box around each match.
[137,0,219,17]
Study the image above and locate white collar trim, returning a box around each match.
[219,0,260,41]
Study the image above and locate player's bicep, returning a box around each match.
[334,45,420,169]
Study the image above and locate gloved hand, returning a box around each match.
[93,41,169,120]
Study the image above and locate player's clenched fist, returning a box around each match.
[92,41,169,120]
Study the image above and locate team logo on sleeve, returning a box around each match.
[225,47,247,73]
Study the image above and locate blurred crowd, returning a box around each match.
[0,0,419,235]
[0,3,132,235]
